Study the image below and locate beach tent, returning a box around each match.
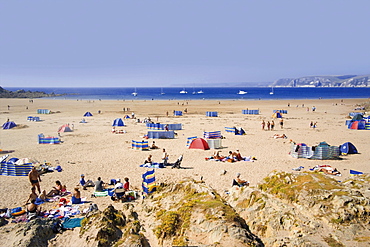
[142,169,156,195]
[58,124,73,132]
[2,121,17,129]
[272,111,283,118]
[339,142,358,155]
[189,138,210,150]
[348,120,366,130]
[112,118,125,127]
[352,114,364,121]
[84,112,93,117]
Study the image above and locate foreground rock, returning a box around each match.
[226,171,370,246]
[0,173,369,246]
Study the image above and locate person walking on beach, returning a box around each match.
[280,119,284,129]
[271,120,275,131]
[28,167,42,194]
[310,121,313,128]
[267,121,270,131]
[261,120,265,130]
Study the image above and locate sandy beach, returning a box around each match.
[0,97,369,211]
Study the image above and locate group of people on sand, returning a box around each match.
[90,176,131,201]
[207,150,256,162]
[27,167,71,218]
[27,166,131,219]
[261,120,277,130]
[144,148,169,165]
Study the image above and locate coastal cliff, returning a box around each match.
[273,74,370,87]
[1,173,369,247]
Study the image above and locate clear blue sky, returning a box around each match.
[1,0,369,87]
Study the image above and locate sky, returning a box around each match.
[1,0,370,87]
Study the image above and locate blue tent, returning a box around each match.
[348,120,366,130]
[2,121,17,129]
[112,118,124,126]
[339,142,358,155]
[84,112,93,117]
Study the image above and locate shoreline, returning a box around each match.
[0,97,369,210]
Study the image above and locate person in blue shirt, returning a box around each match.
[78,174,94,190]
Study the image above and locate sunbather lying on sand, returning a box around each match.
[318,167,341,176]
[272,133,287,139]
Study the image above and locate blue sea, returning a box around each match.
[5,87,370,101]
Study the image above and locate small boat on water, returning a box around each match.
[180,88,188,94]
[237,90,247,95]
[132,88,138,96]
[160,88,165,95]
[197,90,204,94]
[269,87,274,95]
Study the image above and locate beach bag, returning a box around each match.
[55,165,63,172]
[51,220,64,233]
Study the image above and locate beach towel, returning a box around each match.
[93,191,109,197]
[350,170,364,175]
[62,217,84,229]
[140,162,165,168]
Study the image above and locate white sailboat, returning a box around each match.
[160,88,165,95]
[197,89,204,94]
[237,90,247,95]
[179,88,187,94]
[132,88,138,96]
[270,86,274,95]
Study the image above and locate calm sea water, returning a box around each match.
[5,87,370,101]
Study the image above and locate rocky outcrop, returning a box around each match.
[226,171,370,246]
[273,74,370,87]
[1,173,369,246]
